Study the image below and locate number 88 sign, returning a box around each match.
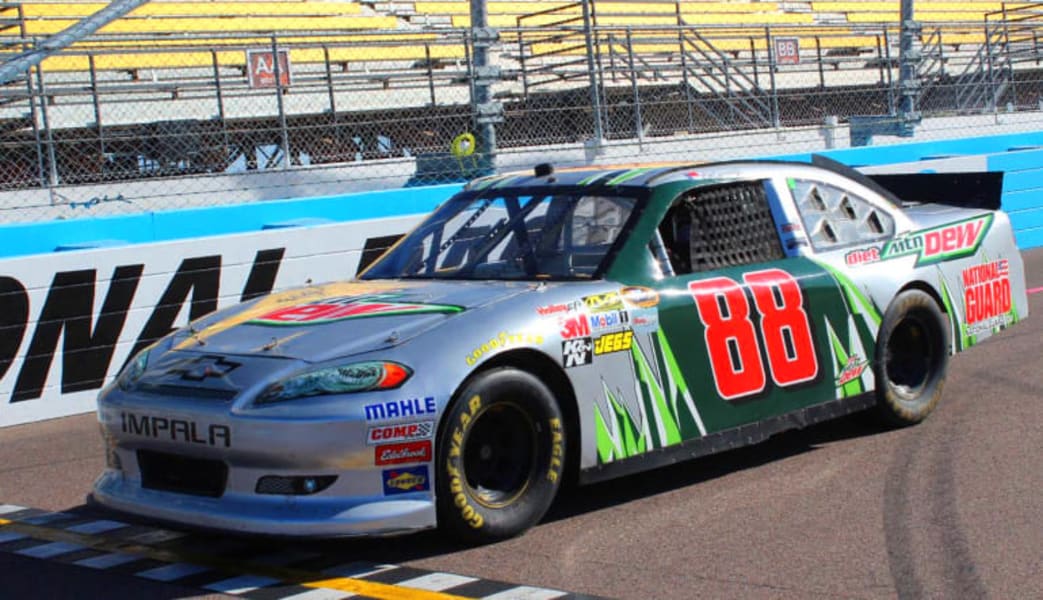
[688,268,818,401]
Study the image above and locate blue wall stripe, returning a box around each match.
[1014,227,1043,249]
[4,130,1043,260]
[0,184,462,260]
[1009,207,1043,230]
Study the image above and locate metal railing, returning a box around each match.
[0,4,1041,221]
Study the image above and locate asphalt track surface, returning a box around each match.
[1,249,1041,600]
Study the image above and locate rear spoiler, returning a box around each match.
[810,154,1003,210]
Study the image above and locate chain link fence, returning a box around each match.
[2,1,1043,222]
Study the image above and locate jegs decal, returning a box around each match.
[593,331,634,355]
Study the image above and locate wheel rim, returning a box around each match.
[885,312,937,398]
[462,402,537,508]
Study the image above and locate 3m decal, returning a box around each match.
[620,286,659,308]
[382,465,429,495]
[882,214,993,266]
[593,331,634,355]
[375,441,432,466]
[962,259,1013,333]
[121,411,231,448]
[465,331,544,366]
[561,337,593,368]
[250,294,462,326]
[364,397,437,421]
[583,291,624,314]
[845,246,881,267]
[366,420,434,445]
[689,268,818,401]
[559,313,591,339]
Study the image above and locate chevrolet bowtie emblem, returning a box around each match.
[169,355,241,381]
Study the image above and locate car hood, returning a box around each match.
[170,279,529,363]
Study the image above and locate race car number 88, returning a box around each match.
[688,269,818,400]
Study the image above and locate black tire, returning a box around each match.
[873,289,950,426]
[436,368,565,543]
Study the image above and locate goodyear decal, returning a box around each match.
[881,214,993,266]
[249,294,463,326]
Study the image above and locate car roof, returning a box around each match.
[465,162,713,191]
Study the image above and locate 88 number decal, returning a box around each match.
[688,268,818,401]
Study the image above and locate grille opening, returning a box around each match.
[138,450,227,498]
[866,210,884,234]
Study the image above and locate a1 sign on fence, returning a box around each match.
[247,49,292,88]
[774,37,800,65]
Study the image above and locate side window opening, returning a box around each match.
[656,181,784,275]
[792,179,895,251]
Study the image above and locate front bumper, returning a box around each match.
[92,470,436,537]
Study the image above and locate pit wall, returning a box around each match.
[1,132,1041,427]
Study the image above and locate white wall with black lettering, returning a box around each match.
[0,216,419,427]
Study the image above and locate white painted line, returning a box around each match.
[203,574,281,594]
[66,520,128,535]
[281,588,356,600]
[137,562,211,581]
[0,532,27,544]
[398,572,479,591]
[0,505,27,515]
[322,563,398,579]
[16,541,85,559]
[75,552,140,569]
[482,586,568,600]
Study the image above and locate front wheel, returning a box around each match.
[873,289,950,426]
[436,368,565,543]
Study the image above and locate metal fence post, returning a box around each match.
[88,53,105,175]
[626,28,643,143]
[766,27,780,128]
[582,0,604,143]
[678,4,694,132]
[211,49,230,156]
[270,34,291,168]
[35,62,58,188]
[25,64,46,188]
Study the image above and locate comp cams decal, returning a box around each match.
[366,420,434,445]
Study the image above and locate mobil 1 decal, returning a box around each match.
[649,258,877,434]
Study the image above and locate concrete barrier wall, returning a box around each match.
[1,131,1041,427]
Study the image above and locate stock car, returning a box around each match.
[92,158,1028,542]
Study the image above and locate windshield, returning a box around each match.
[362,191,639,280]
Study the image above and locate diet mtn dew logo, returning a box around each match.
[882,214,993,266]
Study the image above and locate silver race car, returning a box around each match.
[93,158,1028,542]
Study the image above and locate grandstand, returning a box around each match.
[0,0,1041,213]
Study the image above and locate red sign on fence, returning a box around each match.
[774,37,800,65]
[246,49,292,88]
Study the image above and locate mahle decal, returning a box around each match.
[881,214,992,266]
[249,293,463,326]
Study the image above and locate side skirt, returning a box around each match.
[578,393,877,485]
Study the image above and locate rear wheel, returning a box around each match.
[873,289,950,426]
[436,368,565,543]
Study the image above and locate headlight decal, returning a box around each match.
[256,361,412,405]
